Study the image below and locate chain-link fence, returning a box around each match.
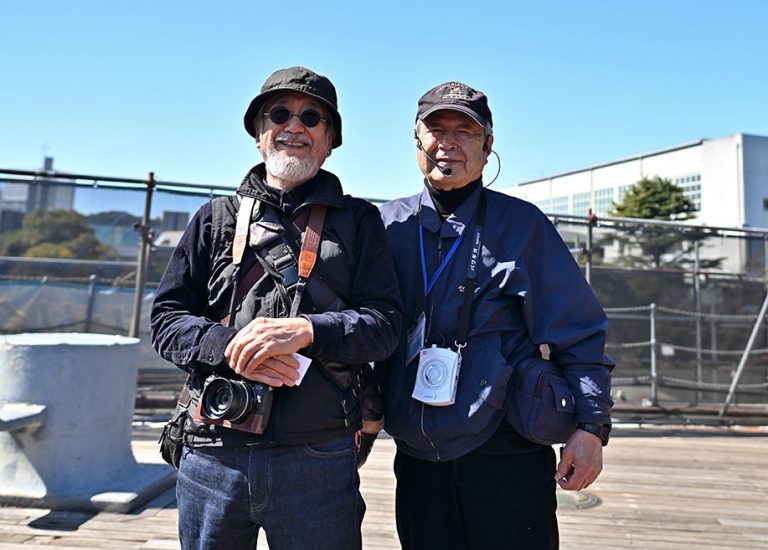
[1,167,767,413]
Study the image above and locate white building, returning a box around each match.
[501,133,768,229]
[500,134,768,275]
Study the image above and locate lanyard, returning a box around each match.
[420,227,463,296]
[418,192,486,349]
[455,196,485,349]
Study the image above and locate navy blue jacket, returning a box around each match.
[376,184,613,461]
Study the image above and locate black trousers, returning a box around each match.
[394,442,558,550]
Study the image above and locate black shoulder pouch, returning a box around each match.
[158,380,191,470]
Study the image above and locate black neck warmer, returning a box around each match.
[251,166,320,215]
[426,178,483,220]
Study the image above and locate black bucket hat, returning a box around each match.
[416,81,493,134]
[243,66,342,148]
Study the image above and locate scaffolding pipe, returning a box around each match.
[650,303,658,406]
[129,173,155,339]
[84,274,97,333]
[694,240,703,404]
[586,214,595,285]
[719,289,768,416]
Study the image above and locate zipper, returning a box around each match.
[420,402,441,461]
[533,370,549,398]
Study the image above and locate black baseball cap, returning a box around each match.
[243,66,343,148]
[416,81,493,134]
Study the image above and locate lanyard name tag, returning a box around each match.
[406,312,426,366]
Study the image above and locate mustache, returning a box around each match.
[274,133,313,147]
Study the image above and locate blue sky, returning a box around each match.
[2,0,767,211]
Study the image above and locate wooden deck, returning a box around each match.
[1,426,767,549]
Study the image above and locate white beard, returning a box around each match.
[262,139,320,184]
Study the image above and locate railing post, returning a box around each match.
[586,222,593,285]
[585,209,597,285]
[694,240,703,404]
[129,172,155,338]
[650,302,659,407]
[719,288,768,417]
[84,274,97,333]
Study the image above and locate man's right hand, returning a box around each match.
[233,353,301,387]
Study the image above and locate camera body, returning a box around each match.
[411,345,461,406]
[193,375,274,434]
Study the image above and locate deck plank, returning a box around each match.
[1,427,767,549]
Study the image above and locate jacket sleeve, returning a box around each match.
[303,201,404,365]
[521,209,614,424]
[150,203,237,375]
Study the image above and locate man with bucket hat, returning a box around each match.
[151,66,402,550]
[376,81,613,549]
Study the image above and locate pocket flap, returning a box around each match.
[549,377,576,413]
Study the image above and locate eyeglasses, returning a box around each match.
[263,106,327,128]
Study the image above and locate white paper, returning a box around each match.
[293,353,312,386]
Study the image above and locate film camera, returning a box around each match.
[193,375,274,434]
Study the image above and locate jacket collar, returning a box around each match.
[236,163,346,211]
[418,182,483,238]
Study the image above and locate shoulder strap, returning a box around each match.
[222,198,328,324]
[289,204,327,317]
[233,195,256,266]
[220,195,259,326]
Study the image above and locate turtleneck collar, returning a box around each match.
[426,178,483,220]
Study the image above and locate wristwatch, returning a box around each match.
[576,422,611,446]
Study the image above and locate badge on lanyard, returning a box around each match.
[405,311,426,366]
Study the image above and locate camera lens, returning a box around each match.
[200,378,252,423]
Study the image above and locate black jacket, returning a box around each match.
[150,165,403,446]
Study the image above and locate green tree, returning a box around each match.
[610,176,697,269]
[611,176,695,220]
[0,209,115,259]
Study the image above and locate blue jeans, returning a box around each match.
[176,435,364,550]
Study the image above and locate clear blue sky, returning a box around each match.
[2,0,767,209]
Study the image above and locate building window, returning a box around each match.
[594,188,614,217]
[535,199,550,212]
[552,196,569,214]
[674,173,702,211]
[572,192,590,216]
[617,184,633,204]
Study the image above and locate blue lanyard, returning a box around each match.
[420,226,464,296]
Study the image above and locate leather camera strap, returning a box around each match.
[289,204,327,317]
[222,198,326,325]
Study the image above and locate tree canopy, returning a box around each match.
[609,176,700,269]
[611,176,695,220]
[0,209,115,259]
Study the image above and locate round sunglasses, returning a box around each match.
[263,106,327,128]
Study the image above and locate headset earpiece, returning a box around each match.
[482,134,489,152]
[414,129,423,150]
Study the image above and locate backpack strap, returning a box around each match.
[218,195,328,324]
[233,195,256,266]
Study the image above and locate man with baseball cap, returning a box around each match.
[151,66,402,549]
[376,81,613,549]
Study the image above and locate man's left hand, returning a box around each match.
[554,429,604,491]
